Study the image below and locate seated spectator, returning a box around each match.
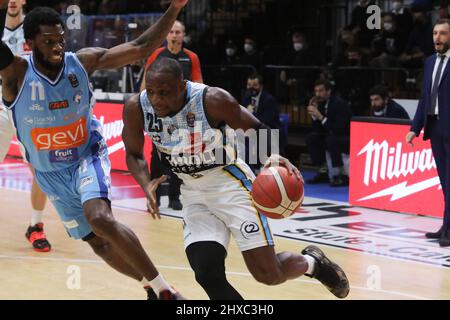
[279,31,317,104]
[369,85,410,119]
[306,79,352,187]
[391,0,414,42]
[241,74,284,171]
[346,0,378,50]
[222,39,241,65]
[399,8,434,68]
[370,12,407,67]
[341,46,369,67]
[239,36,263,72]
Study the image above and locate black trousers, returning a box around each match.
[150,146,182,199]
[428,116,450,233]
[305,132,350,168]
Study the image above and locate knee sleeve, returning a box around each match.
[186,241,243,300]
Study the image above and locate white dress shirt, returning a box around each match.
[431,49,450,115]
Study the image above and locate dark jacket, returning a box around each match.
[312,94,352,136]
[242,90,281,130]
[373,100,410,119]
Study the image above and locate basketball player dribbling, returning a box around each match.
[123,57,350,299]
[0,0,188,299]
[0,0,51,252]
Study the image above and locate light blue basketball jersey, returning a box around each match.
[7,52,103,172]
[140,81,237,179]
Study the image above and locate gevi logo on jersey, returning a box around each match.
[31,117,87,151]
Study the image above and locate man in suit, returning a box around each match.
[369,85,410,119]
[306,79,352,186]
[406,19,450,247]
[242,73,283,170]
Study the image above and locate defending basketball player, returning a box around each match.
[0,0,50,252]
[123,57,350,299]
[0,0,188,299]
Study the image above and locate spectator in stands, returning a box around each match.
[239,35,263,72]
[342,45,369,67]
[370,12,406,67]
[279,31,317,105]
[346,0,378,49]
[391,0,414,43]
[222,39,240,65]
[306,79,352,187]
[369,85,410,119]
[141,20,203,211]
[241,74,284,171]
[399,8,434,68]
[242,73,282,135]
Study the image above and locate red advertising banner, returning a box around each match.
[349,120,443,218]
[7,102,153,171]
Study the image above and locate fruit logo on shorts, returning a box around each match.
[31,117,88,150]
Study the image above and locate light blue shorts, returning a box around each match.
[35,141,112,240]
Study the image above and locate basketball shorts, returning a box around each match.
[0,108,16,162]
[180,159,274,252]
[35,140,112,240]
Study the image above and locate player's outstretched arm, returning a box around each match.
[122,94,166,218]
[77,0,188,74]
[0,0,27,103]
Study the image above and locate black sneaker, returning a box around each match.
[145,287,158,300]
[158,289,185,300]
[301,245,350,298]
[306,172,329,184]
[168,198,183,210]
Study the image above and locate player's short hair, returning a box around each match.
[23,7,64,40]
[314,79,332,91]
[147,57,184,81]
[248,73,263,85]
[369,85,389,100]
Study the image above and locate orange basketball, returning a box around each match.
[251,166,304,219]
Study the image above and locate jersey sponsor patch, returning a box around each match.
[49,148,79,163]
[49,100,69,110]
[68,73,79,88]
[31,117,87,151]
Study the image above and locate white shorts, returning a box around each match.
[180,159,274,252]
[0,107,16,162]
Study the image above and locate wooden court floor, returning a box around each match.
[0,187,449,300]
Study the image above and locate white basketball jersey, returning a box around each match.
[2,23,30,56]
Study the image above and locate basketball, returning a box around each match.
[251,166,304,219]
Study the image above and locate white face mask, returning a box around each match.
[293,42,304,51]
[244,44,254,54]
[392,2,402,11]
[226,48,235,56]
[384,22,393,31]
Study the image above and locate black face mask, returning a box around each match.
[247,88,259,97]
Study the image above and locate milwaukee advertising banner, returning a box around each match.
[7,102,153,171]
[349,120,443,218]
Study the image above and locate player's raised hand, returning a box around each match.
[171,0,188,10]
[264,154,302,181]
[145,175,167,219]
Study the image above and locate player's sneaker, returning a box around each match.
[25,223,52,252]
[158,289,185,300]
[301,245,349,298]
[145,286,158,300]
